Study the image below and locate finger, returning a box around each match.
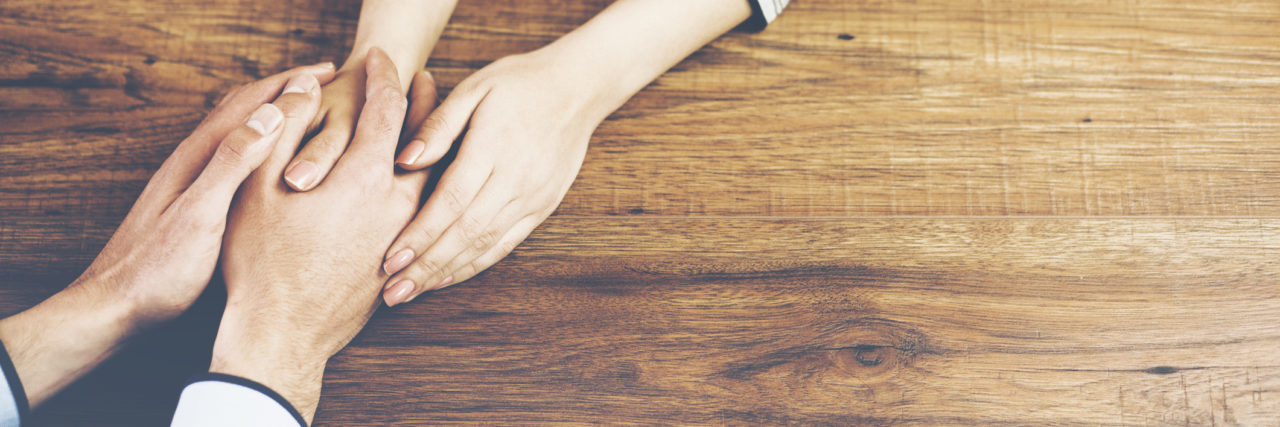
[379,154,493,279]
[400,199,523,295]
[396,70,450,167]
[183,73,323,210]
[381,184,513,306]
[146,63,335,202]
[402,70,440,140]
[384,213,540,307]
[192,63,335,151]
[443,214,541,288]
[396,75,487,171]
[282,114,355,191]
[334,47,406,172]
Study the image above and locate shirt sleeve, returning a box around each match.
[171,373,306,427]
[0,340,29,427]
[746,0,791,31]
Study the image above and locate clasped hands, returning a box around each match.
[0,47,581,423]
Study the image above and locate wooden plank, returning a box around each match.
[4,218,1278,424]
[3,0,1280,425]
[3,0,1280,218]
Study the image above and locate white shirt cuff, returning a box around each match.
[748,0,791,29]
[171,373,305,427]
[0,340,28,427]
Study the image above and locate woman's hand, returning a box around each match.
[279,60,367,192]
[279,0,457,192]
[378,51,612,306]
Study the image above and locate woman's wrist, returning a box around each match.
[345,0,457,89]
[531,0,753,117]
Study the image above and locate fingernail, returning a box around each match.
[283,160,319,190]
[385,280,415,307]
[246,104,283,136]
[313,61,335,69]
[282,74,316,94]
[382,249,414,275]
[397,140,425,166]
[430,276,453,291]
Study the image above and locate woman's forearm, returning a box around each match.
[537,0,753,115]
[346,0,458,87]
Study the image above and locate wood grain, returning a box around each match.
[2,0,1280,425]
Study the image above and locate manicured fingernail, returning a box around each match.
[382,249,414,275]
[283,160,319,190]
[246,104,282,136]
[282,74,316,94]
[385,280,415,307]
[430,276,453,291]
[397,140,426,166]
[314,61,335,69]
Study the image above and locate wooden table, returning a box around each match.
[3,0,1279,425]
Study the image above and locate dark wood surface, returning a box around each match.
[3,0,1280,425]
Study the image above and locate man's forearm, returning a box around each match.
[345,0,458,88]
[0,280,139,407]
[536,0,753,117]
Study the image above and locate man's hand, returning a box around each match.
[0,63,334,407]
[210,48,436,422]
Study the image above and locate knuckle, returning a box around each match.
[415,226,441,246]
[421,114,450,135]
[439,186,468,214]
[456,264,480,282]
[218,85,245,105]
[275,97,314,121]
[372,116,400,139]
[455,215,484,241]
[340,161,388,189]
[413,257,445,276]
[212,137,250,165]
[378,85,408,108]
[369,85,407,114]
[468,258,487,275]
[472,228,499,250]
[362,110,402,141]
[498,238,519,255]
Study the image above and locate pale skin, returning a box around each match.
[0,50,437,422]
[0,0,758,420]
[284,0,755,306]
[0,63,338,407]
[212,49,436,422]
[281,0,456,192]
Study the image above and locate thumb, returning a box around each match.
[395,79,485,170]
[183,103,285,209]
